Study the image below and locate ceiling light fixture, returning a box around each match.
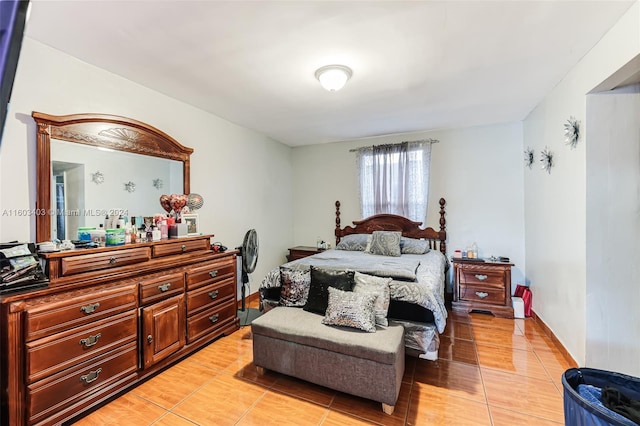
[315,65,353,92]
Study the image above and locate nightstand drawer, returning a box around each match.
[458,284,505,305]
[459,268,505,286]
[287,246,322,261]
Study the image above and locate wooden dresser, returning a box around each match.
[452,259,514,318]
[0,235,239,426]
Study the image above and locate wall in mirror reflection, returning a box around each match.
[51,139,183,240]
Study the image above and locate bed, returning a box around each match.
[260,198,448,360]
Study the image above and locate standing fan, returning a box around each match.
[237,229,261,326]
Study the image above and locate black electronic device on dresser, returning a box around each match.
[0,242,49,294]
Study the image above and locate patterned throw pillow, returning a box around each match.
[401,237,431,255]
[303,266,355,315]
[279,267,311,307]
[322,287,377,332]
[353,271,392,326]
[368,231,402,257]
[335,234,371,251]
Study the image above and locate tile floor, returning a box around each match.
[71,308,575,425]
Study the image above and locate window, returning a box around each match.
[356,140,433,223]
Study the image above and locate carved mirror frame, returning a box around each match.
[33,112,193,242]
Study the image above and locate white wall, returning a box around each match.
[0,38,294,293]
[292,122,526,291]
[585,84,640,376]
[523,2,640,365]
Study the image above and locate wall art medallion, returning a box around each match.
[153,178,163,189]
[524,147,535,169]
[564,116,580,148]
[90,171,104,184]
[124,181,136,193]
[540,146,554,174]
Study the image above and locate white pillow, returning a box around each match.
[353,271,392,326]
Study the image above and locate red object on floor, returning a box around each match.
[514,285,532,317]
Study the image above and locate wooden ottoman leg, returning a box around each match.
[382,403,395,415]
[256,366,266,375]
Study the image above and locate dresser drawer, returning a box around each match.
[27,342,137,425]
[458,267,505,286]
[139,272,185,305]
[186,276,235,316]
[25,283,137,341]
[60,248,151,276]
[458,284,505,305]
[152,238,210,258]
[26,311,137,384]
[186,257,236,291]
[186,300,236,343]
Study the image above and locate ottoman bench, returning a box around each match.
[251,306,405,414]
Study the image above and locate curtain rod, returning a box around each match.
[348,138,439,152]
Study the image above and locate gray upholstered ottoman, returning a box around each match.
[251,306,405,414]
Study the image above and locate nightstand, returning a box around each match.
[287,246,323,262]
[452,259,514,318]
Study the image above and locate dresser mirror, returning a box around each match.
[33,112,193,243]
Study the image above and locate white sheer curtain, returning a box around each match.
[356,140,433,223]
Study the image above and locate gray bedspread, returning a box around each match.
[260,249,448,333]
[279,249,420,281]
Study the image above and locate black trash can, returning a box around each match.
[563,367,640,425]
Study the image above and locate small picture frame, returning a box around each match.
[182,214,199,236]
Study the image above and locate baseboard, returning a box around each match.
[531,309,578,368]
[237,291,260,309]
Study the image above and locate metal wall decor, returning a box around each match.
[540,147,554,174]
[524,147,535,169]
[564,116,580,148]
[90,171,104,184]
[153,178,163,189]
[124,181,136,193]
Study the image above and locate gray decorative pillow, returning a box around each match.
[353,271,392,326]
[401,237,431,255]
[335,234,371,251]
[322,287,377,332]
[279,267,311,307]
[368,231,402,257]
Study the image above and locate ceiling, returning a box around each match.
[24,1,635,147]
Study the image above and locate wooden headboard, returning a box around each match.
[334,198,447,255]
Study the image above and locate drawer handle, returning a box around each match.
[80,302,100,314]
[476,291,489,299]
[181,245,187,252]
[109,256,117,265]
[209,314,219,324]
[79,333,102,348]
[80,368,102,384]
[209,270,218,278]
[158,283,171,292]
[209,290,219,299]
[147,335,153,344]
[475,274,488,281]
